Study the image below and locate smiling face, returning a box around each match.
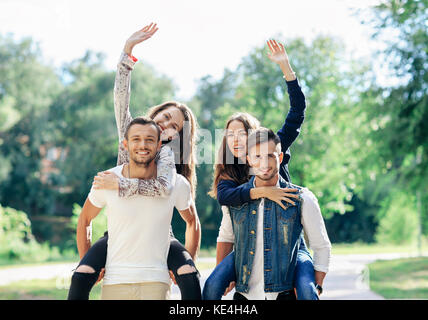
[226,120,248,160]
[152,106,185,142]
[123,123,161,167]
[247,140,283,182]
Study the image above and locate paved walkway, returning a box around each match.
[171,253,426,300]
[0,253,424,299]
[0,262,77,287]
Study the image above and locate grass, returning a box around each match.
[368,257,428,299]
[331,242,428,255]
[0,278,102,300]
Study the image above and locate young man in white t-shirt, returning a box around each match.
[75,116,197,300]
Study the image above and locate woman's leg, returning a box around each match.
[67,232,108,300]
[294,248,319,300]
[167,238,202,300]
[202,251,236,300]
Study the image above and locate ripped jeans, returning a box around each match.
[67,232,202,300]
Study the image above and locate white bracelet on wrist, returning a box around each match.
[283,72,296,80]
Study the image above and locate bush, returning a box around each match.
[375,192,419,245]
[0,204,62,262]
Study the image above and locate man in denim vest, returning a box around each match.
[220,128,331,300]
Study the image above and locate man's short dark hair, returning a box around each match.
[124,116,161,141]
[247,127,281,151]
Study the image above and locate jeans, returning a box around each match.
[202,251,236,300]
[68,232,201,300]
[294,249,319,300]
[202,249,318,300]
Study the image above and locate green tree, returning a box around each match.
[178,70,237,247]
[0,35,62,216]
[362,0,428,238]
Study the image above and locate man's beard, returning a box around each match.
[130,152,157,167]
[256,167,278,181]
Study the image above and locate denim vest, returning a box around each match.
[229,175,303,293]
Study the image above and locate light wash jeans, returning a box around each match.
[202,249,318,300]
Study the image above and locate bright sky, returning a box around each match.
[0,0,381,100]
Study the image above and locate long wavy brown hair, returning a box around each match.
[148,101,198,199]
[209,112,260,199]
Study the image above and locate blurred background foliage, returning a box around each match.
[0,0,426,262]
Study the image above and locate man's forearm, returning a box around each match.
[216,242,233,266]
[76,214,92,260]
[184,218,201,260]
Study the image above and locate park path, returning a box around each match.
[170,254,392,300]
[0,253,424,299]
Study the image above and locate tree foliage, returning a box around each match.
[0,0,426,252]
[361,0,428,237]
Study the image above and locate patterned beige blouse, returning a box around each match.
[114,52,176,198]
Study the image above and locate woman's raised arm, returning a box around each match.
[93,23,176,197]
[115,23,158,166]
[267,39,307,163]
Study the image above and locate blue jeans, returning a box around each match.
[294,249,319,300]
[202,249,318,300]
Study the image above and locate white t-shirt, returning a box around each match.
[88,164,192,285]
